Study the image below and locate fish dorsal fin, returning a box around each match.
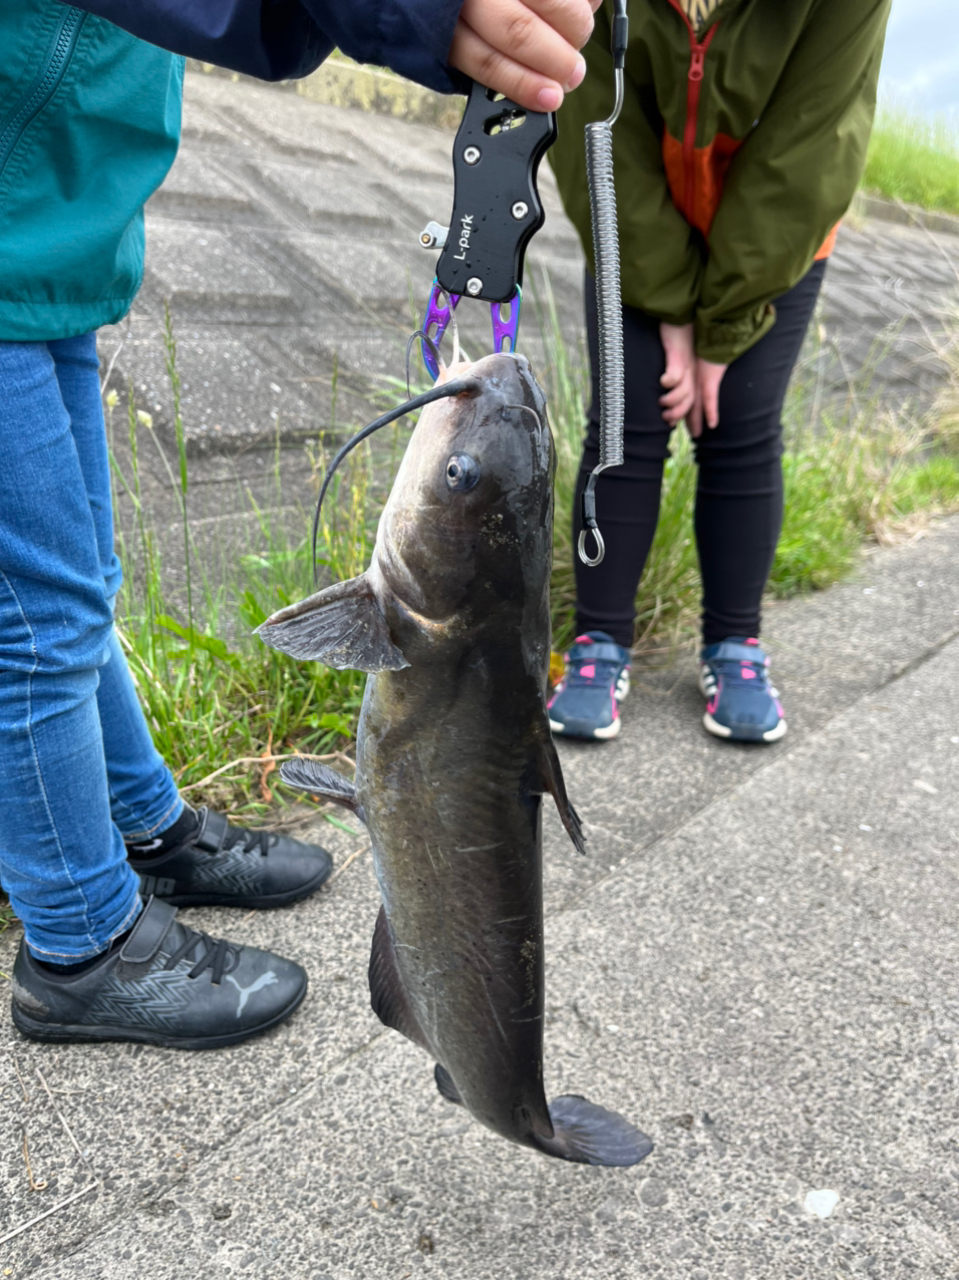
[369,906,429,1051]
[256,573,408,673]
[279,759,364,821]
[536,737,586,855]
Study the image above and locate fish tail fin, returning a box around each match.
[529,1095,653,1167]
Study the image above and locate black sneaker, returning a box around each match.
[10,897,307,1050]
[128,808,333,909]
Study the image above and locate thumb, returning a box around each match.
[703,377,719,429]
[699,362,725,429]
[661,343,681,389]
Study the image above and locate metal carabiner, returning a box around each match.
[421,280,461,381]
[490,286,522,355]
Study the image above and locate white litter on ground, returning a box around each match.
[804,1189,840,1219]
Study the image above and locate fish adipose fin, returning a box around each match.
[256,574,408,673]
[531,1095,653,1168]
[369,906,429,1051]
[279,759,365,821]
[537,738,586,855]
[433,1063,463,1106]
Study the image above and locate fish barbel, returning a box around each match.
[258,352,652,1166]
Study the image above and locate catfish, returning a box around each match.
[259,352,651,1167]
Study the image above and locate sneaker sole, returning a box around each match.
[11,981,307,1050]
[147,854,333,910]
[549,716,622,740]
[703,710,787,743]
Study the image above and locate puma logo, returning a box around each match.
[225,971,279,1016]
[138,874,176,898]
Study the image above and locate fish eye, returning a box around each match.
[445,453,480,492]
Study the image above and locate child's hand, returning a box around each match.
[449,0,599,112]
[658,322,696,427]
[688,358,728,437]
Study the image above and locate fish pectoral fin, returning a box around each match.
[433,1063,463,1107]
[369,906,429,1051]
[279,759,365,820]
[256,574,408,673]
[530,1096,654,1168]
[536,738,586,855]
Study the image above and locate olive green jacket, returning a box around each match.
[550,0,891,364]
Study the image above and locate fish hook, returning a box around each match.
[504,404,542,430]
[405,329,442,399]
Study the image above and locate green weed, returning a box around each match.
[862,106,959,214]
[108,382,373,817]
[106,288,959,812]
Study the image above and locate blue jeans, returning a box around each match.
[0,333,182,961]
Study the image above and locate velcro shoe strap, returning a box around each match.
[193,807,229,854]
[120,897,177,963]
[570,642,627,665]
[709,642,766,665]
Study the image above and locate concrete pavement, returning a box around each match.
[2,67,959,1280]
[2,515,957,1279]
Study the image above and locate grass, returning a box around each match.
[862,106,959,215]
[107,311,381,819]
[101,285,959,815]
[541,276,959,653]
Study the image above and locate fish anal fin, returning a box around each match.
[536,737,586,855]
[279,759,364,822]
[368,906,429,1051]
[256,573,408,673]
[530,1095,653,1167]
[433,1063,463,1106]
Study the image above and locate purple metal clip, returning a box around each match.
[490,287,522,356]
[421,281,461,381]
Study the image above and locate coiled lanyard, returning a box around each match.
[417,3,629,568]
[579,0,629,567]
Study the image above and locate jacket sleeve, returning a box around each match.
[550,6,703,326]
[695,0,891,365]
[63,0,465,92]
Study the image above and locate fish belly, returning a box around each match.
[358,676,553,1146]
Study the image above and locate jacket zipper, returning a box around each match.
[0,7,87,181]
[668,1,719,223]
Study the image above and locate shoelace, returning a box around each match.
[163,925,237,984]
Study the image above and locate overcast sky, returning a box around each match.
[880,0,959,114]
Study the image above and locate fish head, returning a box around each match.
[374,352,554,623]
[255,353,554,674]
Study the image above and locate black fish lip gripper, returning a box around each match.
[419,80,557,378]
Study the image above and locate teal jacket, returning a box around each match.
[0,1,184,342]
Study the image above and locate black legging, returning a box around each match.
[574,260,827,648]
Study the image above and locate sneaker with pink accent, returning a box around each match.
[699,637,786,742]
[548,632,631,740]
